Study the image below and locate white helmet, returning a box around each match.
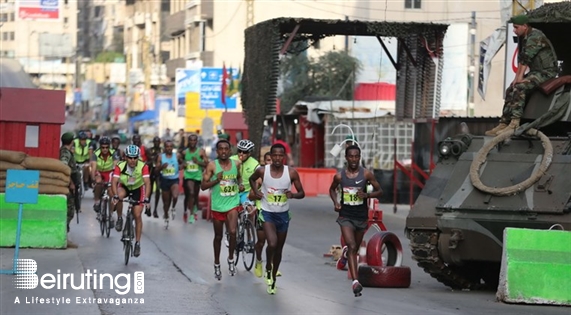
[237,139,255,152]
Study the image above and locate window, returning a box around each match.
[2,32,7,41]
[10,13,14,21]
[0,13,6,22]
[64,17,68,24]
[9,31,14,40]
[25,125,39,148]
[405,0,421,9]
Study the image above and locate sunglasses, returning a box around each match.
[101,146,110,149]
[127,156,138,160]
[238,150,250,154]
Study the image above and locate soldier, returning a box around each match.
[60,132,80,233]
[485,14,558,136]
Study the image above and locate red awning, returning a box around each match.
[354,83,396,101]
[221,112,247,130]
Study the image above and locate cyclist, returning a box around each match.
[201,139,243,279]
[148,136,162,218]
[228,139,259,245]
[90,137,118,220]
[156,140,180,223]
[74,131,94,191]
[328,145,382,297]
[249,143,305,295]
[111,135,124,161]
[111,145,151,257]
[181,133,208,223]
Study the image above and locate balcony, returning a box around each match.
[164,11,185,37]
[201,0,213,20]
[166,57,186,78]
[133,12,145,26]
[185,51,213,67]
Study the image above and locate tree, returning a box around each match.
[94,51,125,63]
[279,49,361,114]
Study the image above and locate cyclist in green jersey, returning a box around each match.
[201,139,243,280]
[180,134,209,223]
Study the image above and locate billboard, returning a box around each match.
[16,0,60,21]
[200,67,239,110]
[175,68,201,117]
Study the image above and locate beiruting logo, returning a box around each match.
[14,259,144,295]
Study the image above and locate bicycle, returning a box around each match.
[119,195,144,265]
[234,205,257,271]
[74,165,84,224]
[97,182,113,238]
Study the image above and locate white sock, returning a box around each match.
[352,280,359,285]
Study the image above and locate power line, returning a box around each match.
[205,1,243,39]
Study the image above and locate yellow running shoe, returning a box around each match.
[276,270,282,277]
[265,269,273,285]
[267,280,277,295]
[254,260,263,278]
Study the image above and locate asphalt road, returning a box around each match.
[2,191,569,315]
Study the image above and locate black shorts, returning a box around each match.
[119,185,145,203]
[160,178,179,191]
[184,178,201,187]
[337,216,368,232]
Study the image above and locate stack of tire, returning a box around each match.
[358,231,412,288]
[0,150,71,195]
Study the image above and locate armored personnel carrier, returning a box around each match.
[405,2,571,290]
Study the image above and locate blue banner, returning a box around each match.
[155,96,173,112]
[175,68,201,106]
[200,67,239,110]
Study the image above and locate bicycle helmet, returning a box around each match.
[111,134,121,140]
[99,136,111,145]
[125,145,140,158]
[237,139,255,152]
[78,131,88,140]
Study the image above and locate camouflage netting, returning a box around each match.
[528,2,571,63]
[242,18,447,159]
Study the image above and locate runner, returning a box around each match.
[201,139,242,280]
[249,143,305,295]
[328,144,382,297]
[181,134,208,223]
[148,136,163,218]
[156,140,180,223]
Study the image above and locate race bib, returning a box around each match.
[267,189,287,206]
[162,165,176,176]
[186,161,199,172]
[343,187,363,206]
[219,179,238,196]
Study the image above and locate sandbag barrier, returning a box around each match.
[0,150,71,195]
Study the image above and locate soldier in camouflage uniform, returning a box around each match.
[486,14,558,136]
[60,132,80,232]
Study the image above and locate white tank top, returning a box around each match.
[260,165,291,213]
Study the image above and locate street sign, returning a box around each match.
[6,170,39,204]
[200,67,238,110]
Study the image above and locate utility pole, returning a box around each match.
[467,11,476,117]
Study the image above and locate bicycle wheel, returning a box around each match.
[124,215,131,265]
[242,219,256,271]
[105,200,112,238]
[99,204,105,236]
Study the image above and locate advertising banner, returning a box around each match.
[175,68,201,117]
[16,0,60,21]
[200,67,239,110]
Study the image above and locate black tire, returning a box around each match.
[99,209,105,236]
[242,219,256,271]
[124,241,131,265]
[101,200,110,238]
[74,187,81,224]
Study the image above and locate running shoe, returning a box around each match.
[265,269,273,285]
[254,260,263,278]
[267,280,277,295]
[183,211,188,223]
[188,212,195,224]
[352,280,363,297]
[228,258,236,276]
[134,242,141,257]
[214,264,221,281]
[276,270,282,277]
